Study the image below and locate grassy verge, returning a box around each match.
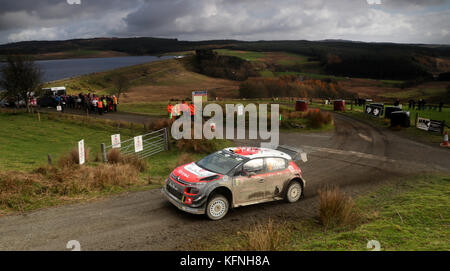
[0,111,233,215]
[195,174,450,251]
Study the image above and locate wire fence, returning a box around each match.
[101,128,169,162]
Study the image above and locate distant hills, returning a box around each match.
[1,37,449,80]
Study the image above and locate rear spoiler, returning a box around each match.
[276,145,308,163]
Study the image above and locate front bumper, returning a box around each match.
[162,187,206,215]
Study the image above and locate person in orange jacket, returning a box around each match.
[97,99,103,115]
[189,102,195,120]
[167,103,174,119]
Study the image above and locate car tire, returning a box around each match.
[206,194,229,220]
[285,181,303,203]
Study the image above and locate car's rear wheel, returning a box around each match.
[206,195,229,220]
[285,181,303,203]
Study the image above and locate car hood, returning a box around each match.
[172,162,220,183]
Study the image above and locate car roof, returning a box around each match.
[224,147,291,160]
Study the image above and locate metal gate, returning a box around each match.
[101,128,169,162]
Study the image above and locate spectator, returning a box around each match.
[167,103,174,119]
[189,102,195,120]
[113,95,118,112]
[439,102,444,112]
[97,99,103,115]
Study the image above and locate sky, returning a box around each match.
[0,0,449,45]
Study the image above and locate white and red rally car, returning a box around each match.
[162,146,307,220]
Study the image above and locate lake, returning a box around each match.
[3,55,176,83]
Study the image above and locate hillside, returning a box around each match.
[46,57,239,102]
[2,37,450,80]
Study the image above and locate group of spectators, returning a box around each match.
[45,93,118,115]
[167,100,195,120]
[408,99,444,112]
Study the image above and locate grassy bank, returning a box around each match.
[196,174,450,251]
[0,111,233,215]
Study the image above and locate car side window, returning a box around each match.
[242,159,264,174]
[266,158,287,172]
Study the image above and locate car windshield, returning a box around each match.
[196,151,244,175]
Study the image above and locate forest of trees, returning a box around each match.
[192,49,258,81]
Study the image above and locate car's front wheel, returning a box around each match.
[206,195,229,220]
[285,181,303,203]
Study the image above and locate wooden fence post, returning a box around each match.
[101,143,107,163]
[164,128,170,151]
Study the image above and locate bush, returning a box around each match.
[106,148,122,164]
[176,138,221,153]
[317,186,359,230]
[244,219,288,251]
[304,110,333,129]
[57,147,90,167]
[0,164,141,213]
[106,149,148,172]
[146,118,171,131]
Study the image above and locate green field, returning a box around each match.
[214,49,266,62]
[379,87,447,100]
[197,174,450,251]
[0,112,139,171]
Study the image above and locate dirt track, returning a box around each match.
[0,113,448,250]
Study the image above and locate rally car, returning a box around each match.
[162,146,307,220]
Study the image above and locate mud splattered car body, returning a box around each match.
[162,146,307,220]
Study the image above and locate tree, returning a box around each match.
[0,55,42,112]
[111,74,130,102]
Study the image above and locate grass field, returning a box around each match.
[195,174,450,251]
[0,112,136,171]
[214,49,266,62]
[0,111,233,215]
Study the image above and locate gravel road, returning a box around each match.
[0,113,448,250]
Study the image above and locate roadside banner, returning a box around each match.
[134,135,143,153]
[365,104,384,117]
[417,118,444,133]
[429,120,444,133]
[417,117,431,131]
[78,139,85,165]
[111,134,121,148]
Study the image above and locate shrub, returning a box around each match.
[122,155,148,173]
[176,153,196,167]
[244,219,288,251]
[176,138,220,153]
[106,148,122,164]
[106,149,148,172]
[304,110,333,129]
[146,119,171,131]
[317,186,359,230]
[0,164,141,213]
[57,147,90,168]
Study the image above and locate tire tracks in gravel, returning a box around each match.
[0,112,448,250]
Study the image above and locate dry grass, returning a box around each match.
[0,164,141,213]
[304,110,333,128]
[317,186,360,230]
[106,149,148,172]
[243,218,289,251]
[146,119,171,131]
[57,147,90,167]
[106,148,122,164]
[176,153,196,167]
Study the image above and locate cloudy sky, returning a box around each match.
[0,0,449,45]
